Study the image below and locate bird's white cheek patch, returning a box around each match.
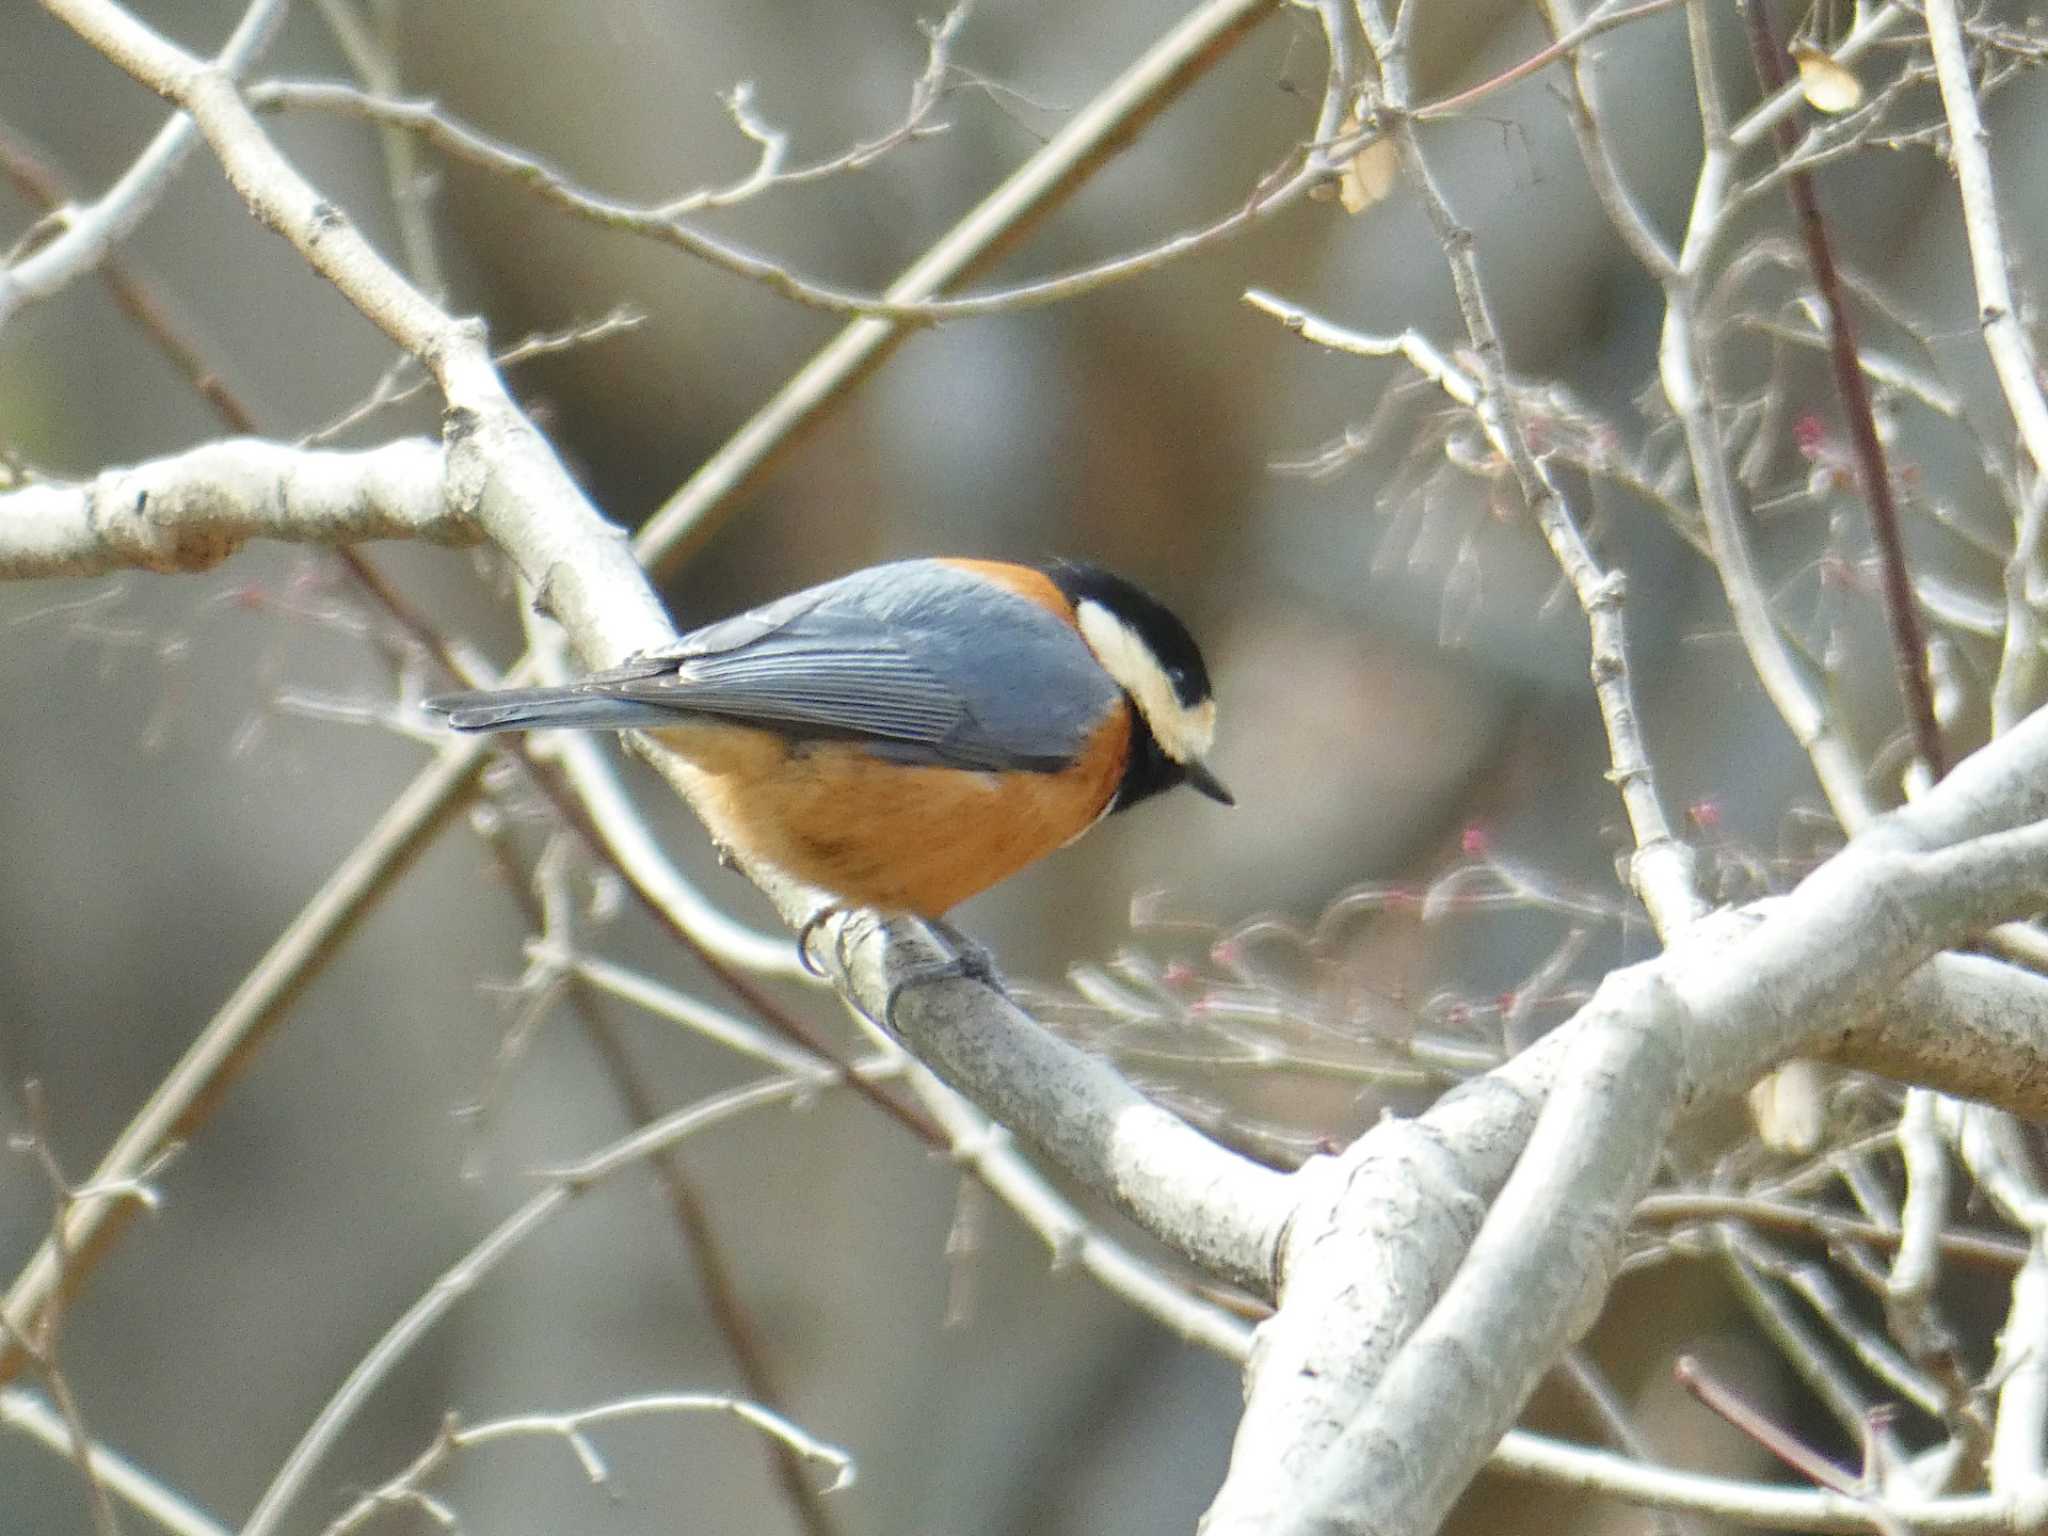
[1075,602,1214,764]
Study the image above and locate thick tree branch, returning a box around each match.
[1205,707,2048,1535]
[821,913,1292,1295]
[38,0,673,668]
[0,437,462,578]
[27,11,2048,1535]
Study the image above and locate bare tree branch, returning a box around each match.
[1203,704,2048,1534]
[1738,0,1946,779]
[631,0,1284,572]
[0,742,485,1382]
[0,0,285,329]
[1,1387,230,1536]
[318,1394,853,1536]
[36,0,675,668]
[0,438,462,578]
[1923,0,2048,491]
[239,1062,903,1536]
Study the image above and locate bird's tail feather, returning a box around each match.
[422,687,682,733]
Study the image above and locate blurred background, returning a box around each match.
[3,0,2043,1531]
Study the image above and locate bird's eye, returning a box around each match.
[1166,666,1187,687]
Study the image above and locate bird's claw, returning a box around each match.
[882,920,1004,1032]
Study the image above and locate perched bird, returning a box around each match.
[425,557,1232,922]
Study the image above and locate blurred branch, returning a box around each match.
[1537,0,1680,281]
[245,12,1319,328]
[1934,1097,2048,1491]
[1659,17,1880,829]
[1638,1187,2026,1270]
[319,1394,852,1536]
[1877,1087,1997,1466]
[1925,0,2048,741]
[0,437,463,578]
[1238,288,1704,936]
[632,0,1283,572]
[1675,1354,1912,1536]
[241,1061,903,1536]
[1413,0,1687,124]
[0,0,284,329]
[0,117,256,430]
[1350,17,1702,937]
[310,0,446,300]
[0,741,486,1385]
[302,306,644,447]
[0,101,841,1536]
[1,1387,229,1536]
[1923,0,2048,491]
[1991,483,2048,735]
[1552,1348,1706,1536]
[37,0,677,667]
[1651,6,2048,983]
[503,835,843,1536]
[1493,1425,2044,1532]
[627,0,1734,572]
[5,1082,141,1536]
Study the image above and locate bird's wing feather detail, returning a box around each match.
[430,561,1122,773]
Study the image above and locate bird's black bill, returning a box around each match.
[1184,758,1235,806]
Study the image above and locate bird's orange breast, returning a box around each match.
[649,704,1132,917]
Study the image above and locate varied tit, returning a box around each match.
[424,558,1233,919]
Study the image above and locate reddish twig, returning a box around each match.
[1675,1355,1911,1536]
[1738,0,1946,779]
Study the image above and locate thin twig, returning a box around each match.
[1738,0,1945,779]
[0,0,287,328]
[239,1062,902,1536]
[1240,284,1702,938]
[245,61,1316,326]
[1922,0,2048,490]
[1633,1189,2027,1269]
[631,0,1283,573]
[0,741,485,1383]
[491,842,843,1536]
[1675,1355,1911,1536]
[317,1395,852,1536]
[1554,1348,1705,1536]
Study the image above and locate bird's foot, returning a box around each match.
[883,920,1004,1032]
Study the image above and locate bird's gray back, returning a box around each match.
[644,560,1122,771]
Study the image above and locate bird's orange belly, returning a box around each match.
[649,714,1128,916]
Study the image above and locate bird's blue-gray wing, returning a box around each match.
[432,561,1121,772]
